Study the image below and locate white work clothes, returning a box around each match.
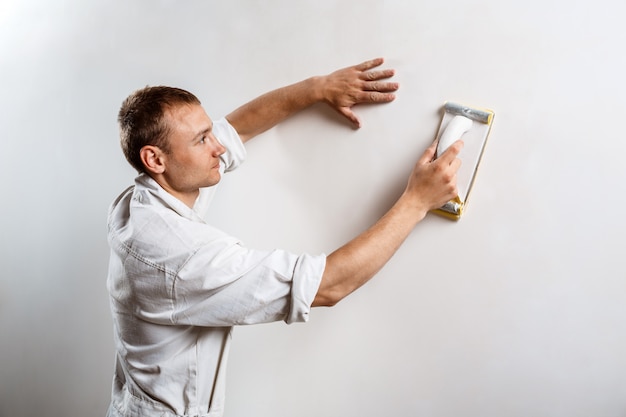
[106,118,325,417]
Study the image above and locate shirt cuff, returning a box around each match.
[287,253,326,324]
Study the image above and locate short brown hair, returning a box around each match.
[118,86,201,173]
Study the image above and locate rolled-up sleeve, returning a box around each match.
[193,118,247,218]
[213,117,246,173]
[172,240,325,327]
[287,253,325,323]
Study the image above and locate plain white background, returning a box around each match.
[1,1,625,416]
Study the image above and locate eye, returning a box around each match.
[199,136,206,144]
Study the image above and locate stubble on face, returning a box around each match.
[157,104,224,207]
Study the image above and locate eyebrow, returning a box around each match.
[193,124,213,141]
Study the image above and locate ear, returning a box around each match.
[140,145,166,174]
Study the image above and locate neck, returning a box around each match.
[150,174,200,209]
[168,189,199,209]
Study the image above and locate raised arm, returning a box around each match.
[225,58,398,142]
[313,139,464,307]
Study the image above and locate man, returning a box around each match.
[106,57,462,417]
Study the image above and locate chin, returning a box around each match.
[204,176,221,188]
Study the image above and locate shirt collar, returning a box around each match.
[133,173,206,223]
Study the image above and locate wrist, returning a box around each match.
[306,75,326,103]
[396,191,429,224]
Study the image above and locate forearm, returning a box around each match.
[225,58,398,141]
[313,193,427,307]
[225,77,324,143]
[312,140,463,307]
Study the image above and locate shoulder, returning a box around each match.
[214,117,247,173]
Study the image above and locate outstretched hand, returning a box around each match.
[321,57,399,128]
[226,57,399,142]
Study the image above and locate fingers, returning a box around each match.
[355,91,396,105]
[326,57,398,127]
[418,140,438,165]
[337,107,361,128]
[360,71,398,94]
[354,57,399,92]
[354,57,386,72]
[361,68,396,83]
[437,139,464,165]
[355,77,398,104]
[406,142,462,212]
[417,139,463,165]
[362,80,399,93]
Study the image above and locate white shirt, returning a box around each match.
[106,118,325,417]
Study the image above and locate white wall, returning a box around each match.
[1,1,625,416]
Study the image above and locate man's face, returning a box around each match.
[159,103,226,201]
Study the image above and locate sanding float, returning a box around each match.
[432,101,495,220]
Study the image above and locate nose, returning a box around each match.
[210,135,226,156]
